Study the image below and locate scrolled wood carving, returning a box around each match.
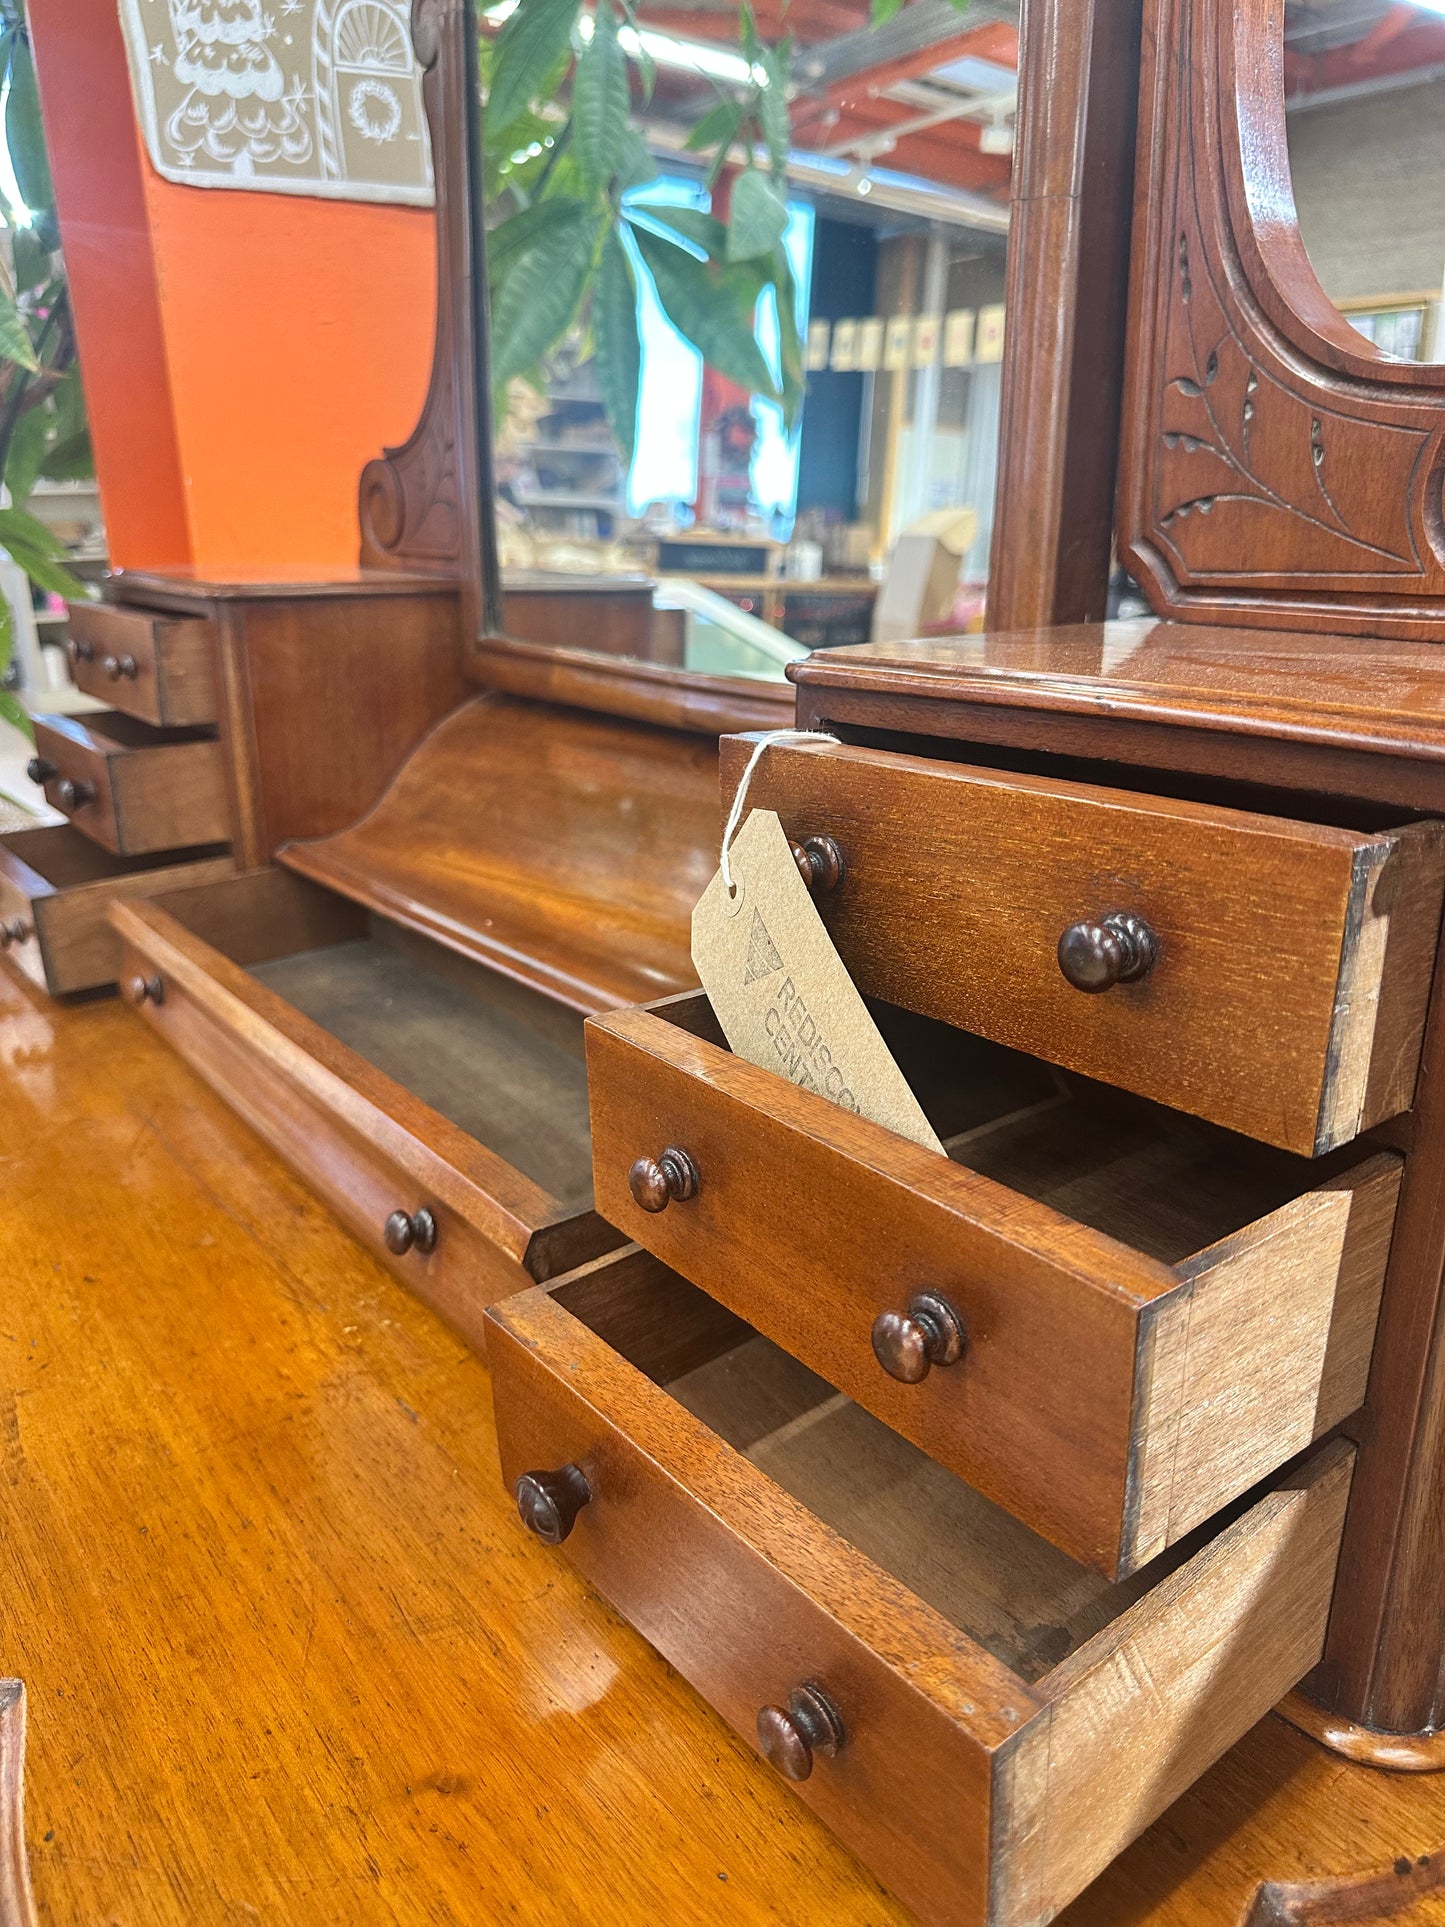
[1119,0,1445,640]
[0,1683,37,1927]
[359,0,498,637]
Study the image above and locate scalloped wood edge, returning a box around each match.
[0,1683,36,1927]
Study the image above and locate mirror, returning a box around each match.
[1285,0,1445,362]
[478,0,1017,682]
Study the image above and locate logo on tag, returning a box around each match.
[743,909,785,985]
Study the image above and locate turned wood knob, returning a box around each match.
[56,777,94,811]
[382,1206,438,1256]
[788,834,845,895]
[627,1145,700,1213]
[756,1683,845,1782]
[126,974,164,1006]
[103,653,138,681]
[0,918,29,947]
[871,1291,967,1383]
[514,1464,591,1544]
[25,757,56,786]
[1057,911,1157,993]
[68,637,93,665]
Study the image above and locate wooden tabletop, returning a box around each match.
[3,969,1444,1925]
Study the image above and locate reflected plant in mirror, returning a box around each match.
[482,0,804,462]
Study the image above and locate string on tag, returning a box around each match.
[720,729,838,899]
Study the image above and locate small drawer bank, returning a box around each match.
[488,1249,1355,1927]
[586,992,1398,1578]
[719,733,1445,1156]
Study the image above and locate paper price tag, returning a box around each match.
[691,809,945,1154]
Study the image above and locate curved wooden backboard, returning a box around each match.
[1119,0,1445,641]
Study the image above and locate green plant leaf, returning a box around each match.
[0,504,84,600]
[616,124,656,190]
[488,0,582,139]
[630,224,778,400]
[871,0,904,22]
[573,3,629,192]
[10,223,49,296]
[38,425,92,483]
[487,193,589,287]
[740,1,760,65]
[5,38,51,219]
[0,277,36,372]
[490,201,601,388]
[770,243,806,435]
[727,168,788,261]
[3,399,47,504]
[615,0,654,100]
[756,45,791,178]
[629,201,727,259]
[594,228,640,461]
[683,96,743,157]
[0,690,31,740]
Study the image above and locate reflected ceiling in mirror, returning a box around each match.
[481,0,1018,681]
[1285,0,1445,363]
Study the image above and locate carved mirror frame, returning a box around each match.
[1118,0,1445,642]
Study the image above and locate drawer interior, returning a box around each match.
[250,917,593,1211]
[664,992,1350,1265]
[67,710,219,751]
[554,1256,1279,1686]
[1,824,229,888]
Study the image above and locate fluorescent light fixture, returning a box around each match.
[1411,0,1445,13]
[487,3,763,84]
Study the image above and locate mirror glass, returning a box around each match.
[479,0,1016,680]
[1285,0,1445,362]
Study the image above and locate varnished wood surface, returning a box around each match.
[4,972,1445,1925]
[66,601,219,729]
[468,633,793,737]
[279,693,719,1013]
[30,709,230,858]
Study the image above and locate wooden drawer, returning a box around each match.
[30,710,230,856]
[587,993,1398,1578]
[0,827,232,996]
[720,734,1445,1155]
[67,600,218,727]
[487,1250,1355,1927]
[110,867,622,1339]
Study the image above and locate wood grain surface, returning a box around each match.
[29,709,230,857]
[4,970,1445,1925]
[0,1685,34,1927]
[66,601,219,729]
[279,693,719,1014]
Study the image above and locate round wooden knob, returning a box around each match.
[56,777,94,812]
[1057,911,1157,993]
[788,834,845,895]
[382,1206,438,1256]
[25,757,56,786]
[627,1145,700,1213]
[514,1464,591,1545]
[0,918,29,947]
[126,974,164,1006]
[871,1291,967,1384]
[103,653,138,681]
[756,1683,845,1782]
[68,637,94,666]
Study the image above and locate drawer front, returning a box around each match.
[721,736,1445,1155]
[68,602,218,727]
[586,1003,1397,1577]
[33,713,230,856]
[488,1273,1353,1927]
[0,829,236,996]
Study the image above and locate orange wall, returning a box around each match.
[27,0,437,576]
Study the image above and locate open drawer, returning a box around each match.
[110,867,623,1342]
[0,825,232,996]
[30,709,230,856]
[587,993,1398,1577]
[488,1248,1355,1927]
[719,732,1445,1155]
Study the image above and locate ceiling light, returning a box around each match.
[573,11,760,85]
[978,124,1014,155]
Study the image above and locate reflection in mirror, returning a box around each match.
[480,0,1016,679]
[1285,0,1445,362]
